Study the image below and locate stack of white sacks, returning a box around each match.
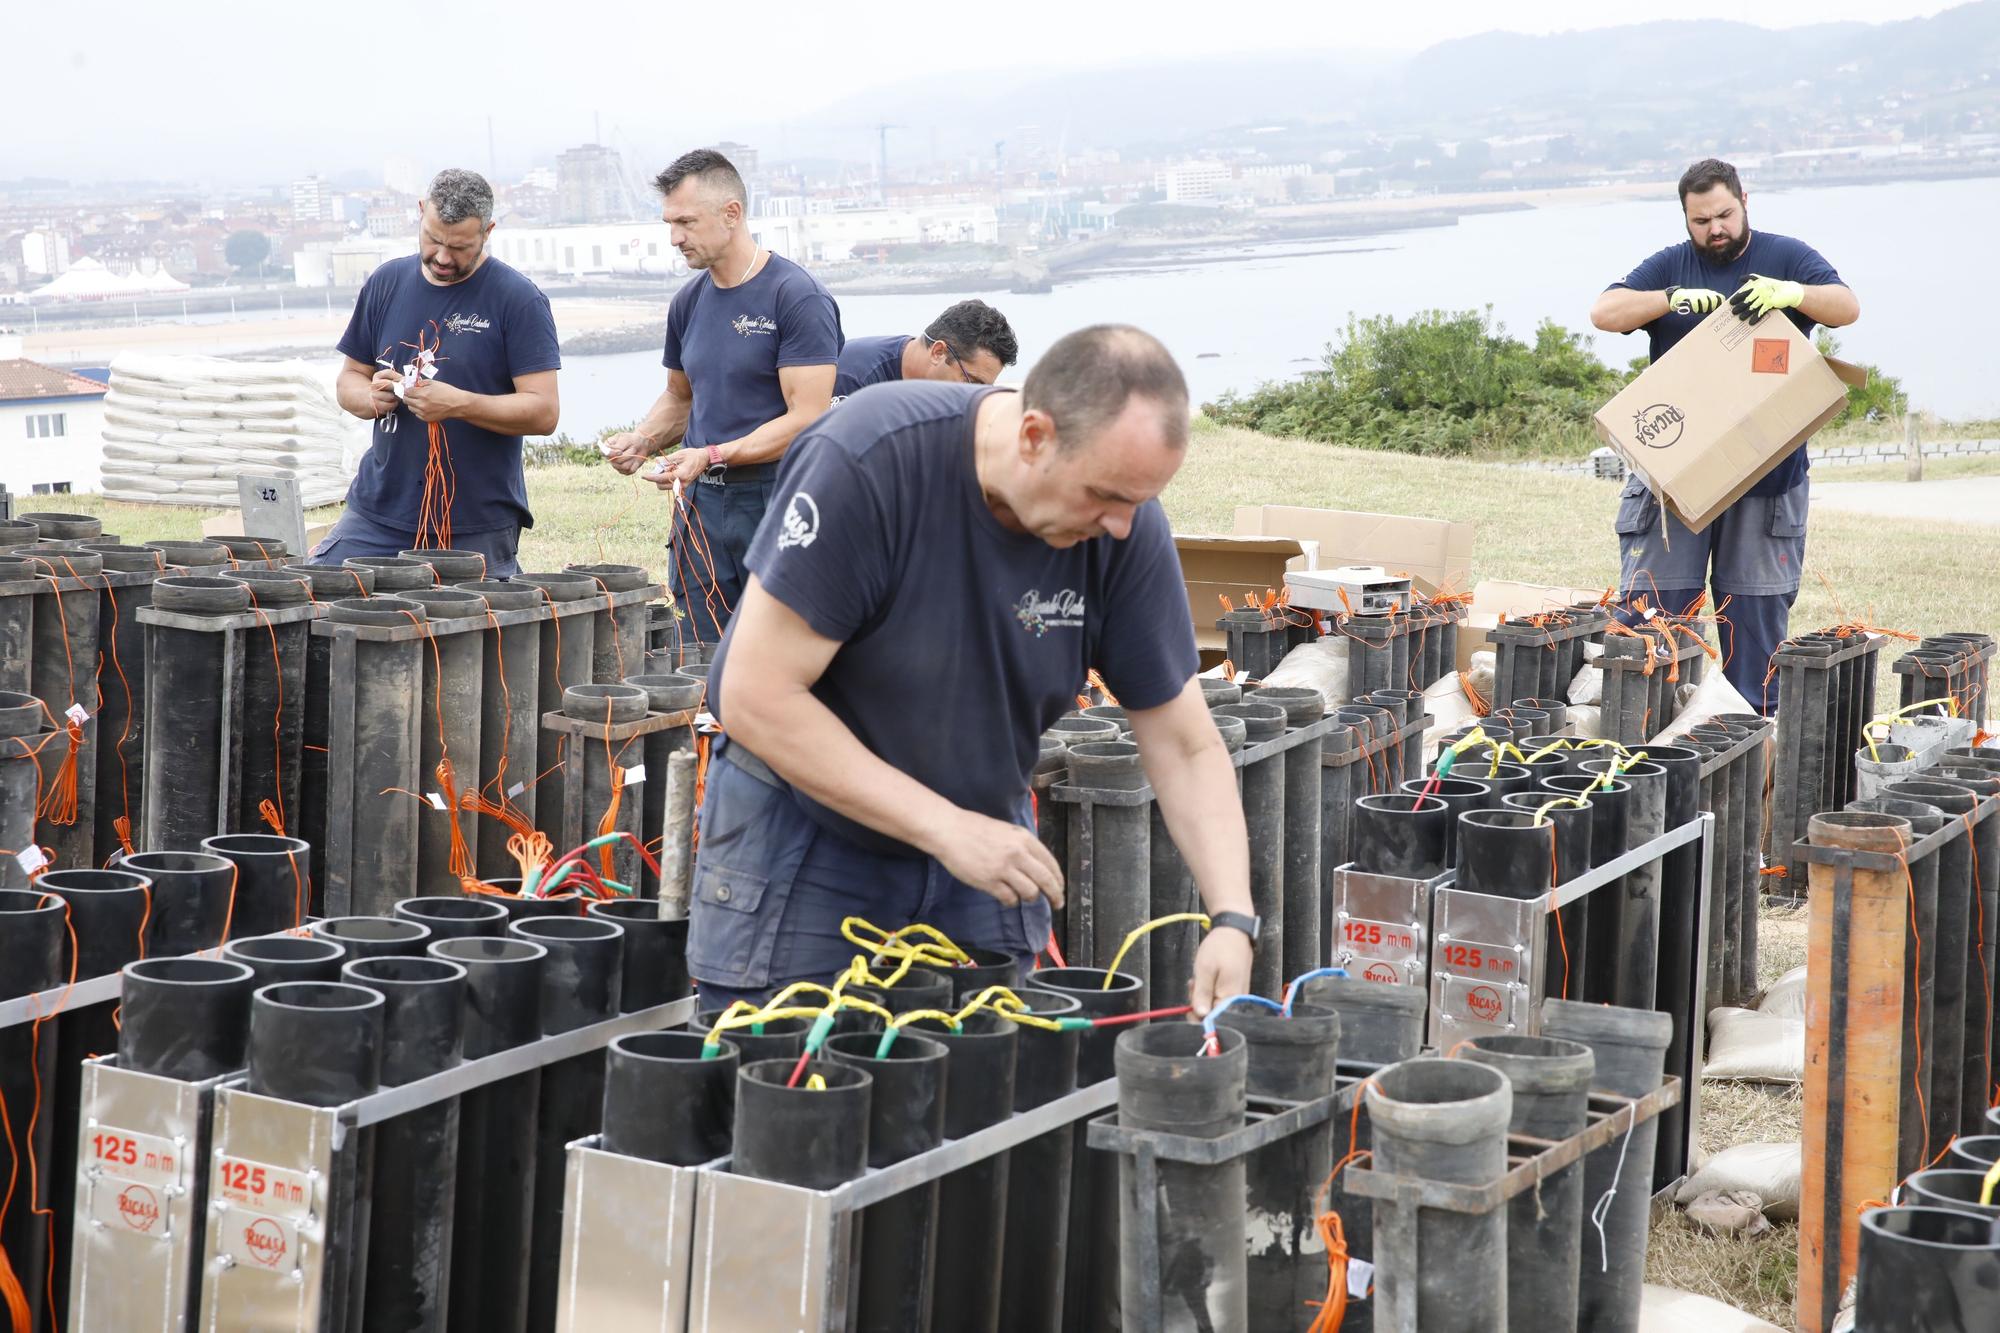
[99,353,363,506]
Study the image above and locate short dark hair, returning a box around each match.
[653,149,747,207]
[1678,158,1743,207]
[925,299,1020,369]
[1023,325,1188,451]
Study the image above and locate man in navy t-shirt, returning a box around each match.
[1591,158,1859,712]
[324,168,560,577]
[688,326,1257,1018]
[602,149,841,646]
[832,298,1019,399]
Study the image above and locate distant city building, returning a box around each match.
[20,230,69,277]
[290,176,330,224]
[487,217,805,281]
[365,204,413,240]
[556,144,638,224]
[519,167,558,192]
[1152,161,1231,202]
[292,236,416,288]
[0,338,108,494]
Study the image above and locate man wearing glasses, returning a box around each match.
[832,298,1018,400]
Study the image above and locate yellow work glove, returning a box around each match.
[1729,274,1805,323]
[1663,286,1724,316]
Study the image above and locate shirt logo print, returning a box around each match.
[777,492,820,550]
[1014,589,1085,637]
[442,313,490,335]
[732,314,778,337]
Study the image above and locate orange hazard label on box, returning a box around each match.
[1752,339,1790,375]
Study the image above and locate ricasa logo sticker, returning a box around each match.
[1361,962,1401,984]
[116,1184,160,1233]
[1465,985,1505,1023]
[243,1216,289,1268]
[1631,404,1685,450]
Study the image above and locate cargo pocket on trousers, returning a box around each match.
[687,863,779,990]
[1767,484,1809,538]
[1614,477,1660,536]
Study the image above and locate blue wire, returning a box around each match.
[1200,992,1286,1046]
[1280,966,1349,1016]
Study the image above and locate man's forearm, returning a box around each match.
[639,387,690,450]
[455,391,557,436]
[336,371,379,422]
[718,405,820,467]
[1591,288,1668,334]
[1798,283,1859,329]
[726,682,968,855]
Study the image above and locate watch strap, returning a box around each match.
[1210,910,1261,945]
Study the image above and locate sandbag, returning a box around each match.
[1258,640,1350,711]
[1639,1284,1788,1333]
[1653,669,1759,743]
[1757,965,1807,1021]
[1569,704,1603,737]
[1703,1007,1803,1084]
[1675,1143,1802,1221]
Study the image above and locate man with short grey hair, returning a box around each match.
[602,147,841,645]
[321,167,561,575]
[689,324,1256,1018]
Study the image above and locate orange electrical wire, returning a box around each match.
[1891,828,1930,1160]
[1305,1080,1377,1332]
[0,893,79,1330]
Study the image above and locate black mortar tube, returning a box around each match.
[246,980,385,1105]
[222,934,347,988]
[510,914,623,1333]
[433,936,545,1333]
[459,580,546,881]
[1853,1206,2000,1332]
[1364,1058,1513,1333]
[1851,794,1946,1178]
[690,1008,809,1064]
[85,545,158,864]
[345,955,467,1333]
[1115,1023,1250,1332]
[116,955,252,1080]
[1398,775,1493,867]
[0,691,43,892]
[403,587,489,896]
[602,1031,737,1166]
[394,894,509,941]
[1541,999,1673,1333]
[997,989,1083,1333]
[1887,778,1986,1137]
[201,834,312,937]
[1299,973,1426,1064]
[137,573,246,853]
[229,570,311,837]
[1498,792,1594,1000]
[1539,775,1633,1008]
[114,849,236,956]
[1901,1167,2000,1220]
[1458,1035,1596,1333]
[0,888,63,1332]
[1223,703,1290,995]
[1349,793,1449,879]
[945,946,1023,1006]
[1578,759,1668,1014]
[1250,684,1327,985]
[1639,742,1705,1188]
[1065,740,1157,1003]
[513,571,598,841]
[910,1012,1019,1333]
[586,897,690,1009]
[849,965,955,1018]
[1218,1001,1343,1328]
[1457,809,1563,900]
[825,1030,951,1333]
[312,915,434,959]
[30,549,104,872]
[734,1057,872,1189]
[326,596,427,916]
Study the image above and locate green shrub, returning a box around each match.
[1203,308,1635,458]
[1814,331,1907,427]
[525,423,634,468]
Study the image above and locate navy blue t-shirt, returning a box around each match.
[833,334,911,400]
[661,255,842,447]
[711,381,1199,854]
[1608,230,1844,495]
[336,254,559,534]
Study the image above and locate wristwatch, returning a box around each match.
[1209,911,1261,947]
[705,444,726,474]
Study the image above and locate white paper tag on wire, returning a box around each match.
[15,846,48,875]
[622,765,646,787]
[64,703,88,726]
[426,792,447,811]
[506,781,527,799]
[1346,1257,1374,1301]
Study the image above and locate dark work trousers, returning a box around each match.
[668,468,776,644]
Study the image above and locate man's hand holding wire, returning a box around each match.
[1189,925,1253,1019]
[648,447,710,491]
[603,430,658,476]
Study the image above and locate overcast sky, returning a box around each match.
[13,0,1967,186]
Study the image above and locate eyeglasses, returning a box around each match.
[940,341,991,386]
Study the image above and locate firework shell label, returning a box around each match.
[1592,305,1865,534]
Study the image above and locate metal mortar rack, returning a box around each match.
[1486,602,1609,710]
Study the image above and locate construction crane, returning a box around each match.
[875,123,902,208]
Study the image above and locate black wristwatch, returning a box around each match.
[1210,911,1261,947]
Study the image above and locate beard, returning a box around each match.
[1699,214,1751,265]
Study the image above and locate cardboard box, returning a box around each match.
[1175,534,1312,656]
[1593,307,1865,533]
[1458,579,1606,675]
[1232,505,1474,597]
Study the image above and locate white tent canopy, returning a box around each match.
[32,256,189,301]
